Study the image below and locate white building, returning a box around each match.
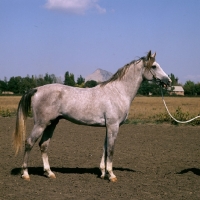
[168,86,184,96]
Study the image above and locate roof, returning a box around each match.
[168,86,184,92]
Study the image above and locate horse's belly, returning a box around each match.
[62,112,106,127]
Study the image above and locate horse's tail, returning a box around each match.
[13,89,37,155]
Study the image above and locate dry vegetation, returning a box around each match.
[128,96,200,125]
[0,96,21,109]
[0,96,200,124]
[0,96,21,117]
[130,96,200,119]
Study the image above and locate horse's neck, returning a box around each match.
[114,64,143,102]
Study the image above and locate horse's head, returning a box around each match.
[143,51,171,87]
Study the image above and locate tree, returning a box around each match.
[0,79,8,93]
[19,76,36,93]
[44,73,53,84]
[64,71,75,86]
[195,83,200,95]
[35,75,46,86]
[77,75,85,85]
[7,76,22,94]
[84,80,98,88]
[137,80,162,96]
[184,80,196,95]
[169,73,179,86]
[44,73,57,84]
[148,81,161,95]
[137,80,150,95]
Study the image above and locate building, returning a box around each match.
[168,86,184,96]
[2,91,14,95]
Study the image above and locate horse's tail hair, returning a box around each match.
[13,89,37,155]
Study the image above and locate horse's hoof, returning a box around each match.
[100,175,105,179]
[110,177,117,182]
[48,173,56,179]
[21,175,30,181]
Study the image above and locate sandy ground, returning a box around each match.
[0,117,200,200]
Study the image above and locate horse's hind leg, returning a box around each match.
[22,124,46,180]
[39,119,59,178]
[100,136,107,179]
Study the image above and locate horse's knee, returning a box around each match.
[25,138,34,151]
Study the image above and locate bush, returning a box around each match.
[0,108,12,117]
[84,80,98,88]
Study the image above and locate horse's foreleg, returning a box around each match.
[100,123,119,182]
[39,119,59,178]
[106,124,118,182]
[22,125,45,180]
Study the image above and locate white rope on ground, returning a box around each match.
[161,87,200,124]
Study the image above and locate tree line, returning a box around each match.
[0,72,199,96]
[0,72,97,94]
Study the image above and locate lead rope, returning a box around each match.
[160,87,200,124]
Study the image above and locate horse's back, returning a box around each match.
[31,84,107,126]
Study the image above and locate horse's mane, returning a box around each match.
[100,56,147,87]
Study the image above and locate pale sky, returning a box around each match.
[1,0,200,84]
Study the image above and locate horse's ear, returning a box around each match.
[151,52,156,58]
[147,50,151,60]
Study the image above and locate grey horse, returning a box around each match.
[13,51,171,181]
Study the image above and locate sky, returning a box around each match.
[0,0,200,84]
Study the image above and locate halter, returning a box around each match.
[149,67,165,87]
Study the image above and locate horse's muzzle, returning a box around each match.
[155,77,171,88]
[161,77,172,88]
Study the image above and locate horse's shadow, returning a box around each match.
[11,167,200,178]
[11,167,136,178]
[176,168,200,176]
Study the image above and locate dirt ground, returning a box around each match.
[0,117,200,200]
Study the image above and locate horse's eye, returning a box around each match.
[152,65,156,69]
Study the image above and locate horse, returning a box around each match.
[13,51,171,181]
